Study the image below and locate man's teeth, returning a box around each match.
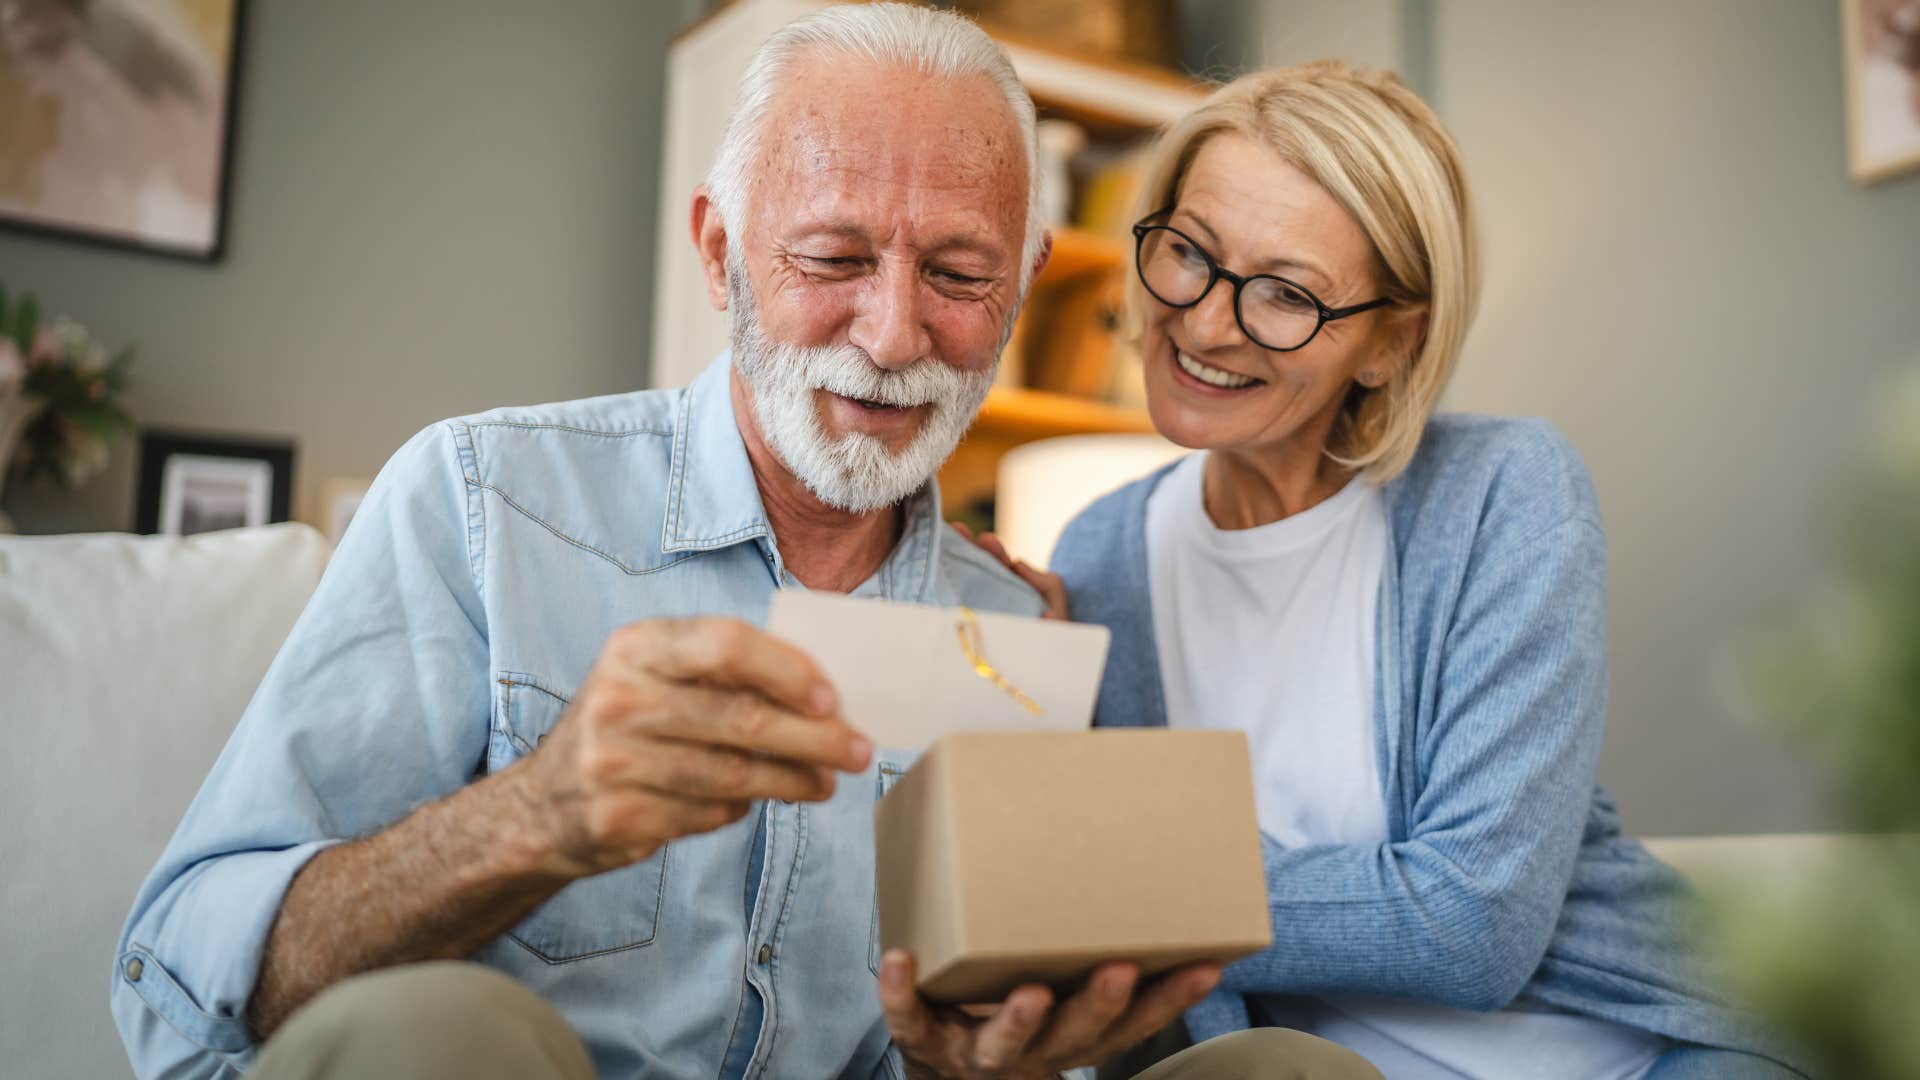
[1176,351,1259,389]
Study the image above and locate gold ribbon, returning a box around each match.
[954,606,1044,717]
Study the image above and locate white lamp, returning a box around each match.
[994,434,1189,569]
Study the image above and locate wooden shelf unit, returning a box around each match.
[939,386,1158,518]
[1035,226,1126,286]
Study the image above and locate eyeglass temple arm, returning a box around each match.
[1324,296,1395,320]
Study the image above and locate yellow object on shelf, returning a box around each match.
[1037,227,1126,285]
[976,386,1154,440]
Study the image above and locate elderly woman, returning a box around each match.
[974,63,1804,1079]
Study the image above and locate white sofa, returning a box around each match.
[1,525,331,1080]
[0,524,1855,1078]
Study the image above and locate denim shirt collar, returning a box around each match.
[662,353,775,555]
[661,353,942,603]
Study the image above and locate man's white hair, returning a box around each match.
[706,2,1045,294]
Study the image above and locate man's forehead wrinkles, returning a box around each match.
[775,100,1014,166]
[789,136,1007,183]
[800,160,1009,196]
[751,65,1028,273]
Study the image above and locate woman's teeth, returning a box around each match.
[1176,350,1259,390]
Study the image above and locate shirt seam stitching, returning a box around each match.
[478,479,725,575]
[450,421,487,589]
[463,420,673,438]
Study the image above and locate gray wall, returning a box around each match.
[0,0,703,534]
[1187,0,1920,835]
[1438,0,1920,836]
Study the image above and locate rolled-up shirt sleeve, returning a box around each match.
[111,421,493,1077]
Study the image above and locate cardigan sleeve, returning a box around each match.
[1219,512,1609,1011]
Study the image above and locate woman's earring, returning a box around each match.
[1358,369,1384,388]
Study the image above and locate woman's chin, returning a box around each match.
[1145,374,1257,450]
[1145,395,1241,451]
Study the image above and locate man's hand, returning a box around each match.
[879,950,1221,1079]
[518,616,872,878]
[248,616,867,1038]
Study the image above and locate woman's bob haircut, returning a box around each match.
[1131,60,1480,481]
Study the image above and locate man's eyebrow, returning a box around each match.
[921,235,1011,267]
[784,221,872,244]
[1174,208,1329,283]
[784,222,1010,268]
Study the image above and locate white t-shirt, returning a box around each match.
[1145,453,1665,1080]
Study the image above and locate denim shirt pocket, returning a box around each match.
[868,756,911,976]
[490,672,671,963]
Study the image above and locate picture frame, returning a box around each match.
[1842,0,1920,184]
[0,0,247,260]
[135,429,294,536]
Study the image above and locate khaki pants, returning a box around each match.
[1104,1019,1383,1080]
[252,962,1382,1079]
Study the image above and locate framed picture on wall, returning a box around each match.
[0,0,246,259]
[1843,0,1920,183]
[135,430,294,536]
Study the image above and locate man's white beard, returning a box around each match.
[728,258,995,514]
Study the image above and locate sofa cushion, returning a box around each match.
[0,523,330,1079]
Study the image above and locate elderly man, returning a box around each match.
[111,6,1257,1080]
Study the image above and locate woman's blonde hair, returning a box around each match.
[1131,60,1479,481]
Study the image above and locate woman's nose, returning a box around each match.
[1179,277,1248,351]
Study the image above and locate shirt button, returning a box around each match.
[757,944,772,965]
[126,958,144,982]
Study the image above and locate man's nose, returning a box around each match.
[849,262,932,370]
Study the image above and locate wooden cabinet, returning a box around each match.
[651,0,1203,523]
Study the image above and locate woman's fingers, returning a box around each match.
[949,522,1015,571]
[974,531,1012,565]
[1010,562,1069,619]
[948,522,1071,619]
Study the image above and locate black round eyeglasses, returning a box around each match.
[1132,211,1392,352]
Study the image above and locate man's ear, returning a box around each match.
[1029,229,1054,286]
[691,185,731,312]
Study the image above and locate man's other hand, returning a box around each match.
[879,949,1222,1079]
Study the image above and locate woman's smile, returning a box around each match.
[1171,346,1267,392]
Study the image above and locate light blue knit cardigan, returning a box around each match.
[1051,414,1805,1078]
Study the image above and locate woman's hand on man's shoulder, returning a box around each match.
[949,522,1070,621]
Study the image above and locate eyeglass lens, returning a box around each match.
[1137,226,1324,350]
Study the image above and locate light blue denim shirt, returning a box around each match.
[111,354,1043,1079]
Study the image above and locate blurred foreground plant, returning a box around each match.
[1724,363,1920,1078]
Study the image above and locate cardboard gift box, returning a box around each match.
[874,728,1273,1004]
